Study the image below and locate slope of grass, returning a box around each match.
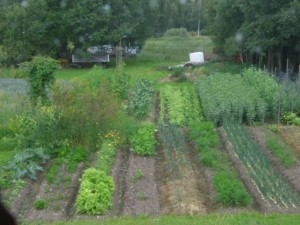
[23,213,300,225]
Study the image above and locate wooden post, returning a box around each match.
[286,58,289,81]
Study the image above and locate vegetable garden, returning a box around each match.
[1,52,300,224]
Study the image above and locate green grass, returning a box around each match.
[139,35,213,62]
[266,134,296,168]
[22,213,300,225]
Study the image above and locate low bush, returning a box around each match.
[33,199,47,210]
[130,123,156,156]
[128,79,154,119]
[3,148,50,182]
[75,168,114,215]
[213,171,252,206]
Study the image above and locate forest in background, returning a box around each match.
[0,0,299,73]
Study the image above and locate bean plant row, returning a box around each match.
[159,85,202,126]
[128,79,154,119]
[196,68,279,124]
[223,122,300,209]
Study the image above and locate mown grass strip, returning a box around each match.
[23,213,300,225]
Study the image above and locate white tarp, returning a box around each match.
[189,52,204,64]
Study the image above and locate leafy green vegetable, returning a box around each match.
[75,168,114,215]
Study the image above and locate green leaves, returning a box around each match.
[3,148,50,181]
[128,79,154,119]
[75,168,114,215]
[130,123,156,156]
[24,56,57,105]
[196,68,279,124]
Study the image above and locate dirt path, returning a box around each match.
[122,153,160,216]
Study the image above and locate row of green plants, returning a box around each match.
[128,79,154,119]
[130,123,156,156]
[223,122,300,208]
[158,84,251,206]
[196,67,279,124]
[158,124,188,180]
[75,130,123,215]
[188,121,252,206]
[266,132,296,168]
[159,85,202,126]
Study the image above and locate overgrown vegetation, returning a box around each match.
[24,56,57,105]
[128,79,154,119]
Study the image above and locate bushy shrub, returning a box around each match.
[52,80,129,148]
[75,168,114,215]
[24,56,57,105]
[128,79,154,119]
[130,123,156,156]
[213,171,252,206]
[15,104,64,151]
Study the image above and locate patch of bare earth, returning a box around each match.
[26,163,85,221]
[122,153,160,216]
[155,140,208,215]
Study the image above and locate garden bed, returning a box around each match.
[221,124,300,213]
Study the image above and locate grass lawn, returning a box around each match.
[23,213,300,225]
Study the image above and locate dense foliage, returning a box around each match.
[196,68,279,124]
[130,123,155,156]
[24,56,57,105]
[0,0,206,65]
[160,85,202,126]
[208,0,300,72]
[75,168,114,215]
[128,79,154,119]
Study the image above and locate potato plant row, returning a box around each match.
[223,122,300,209]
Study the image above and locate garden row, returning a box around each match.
[222,122,300,212]
[158,85,251,208]
[196,67,300,125]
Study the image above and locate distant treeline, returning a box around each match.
[0,0,206,65]
[207,0,300,73]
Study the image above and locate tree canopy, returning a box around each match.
[208,0,300,73]
[0,0,205,65]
